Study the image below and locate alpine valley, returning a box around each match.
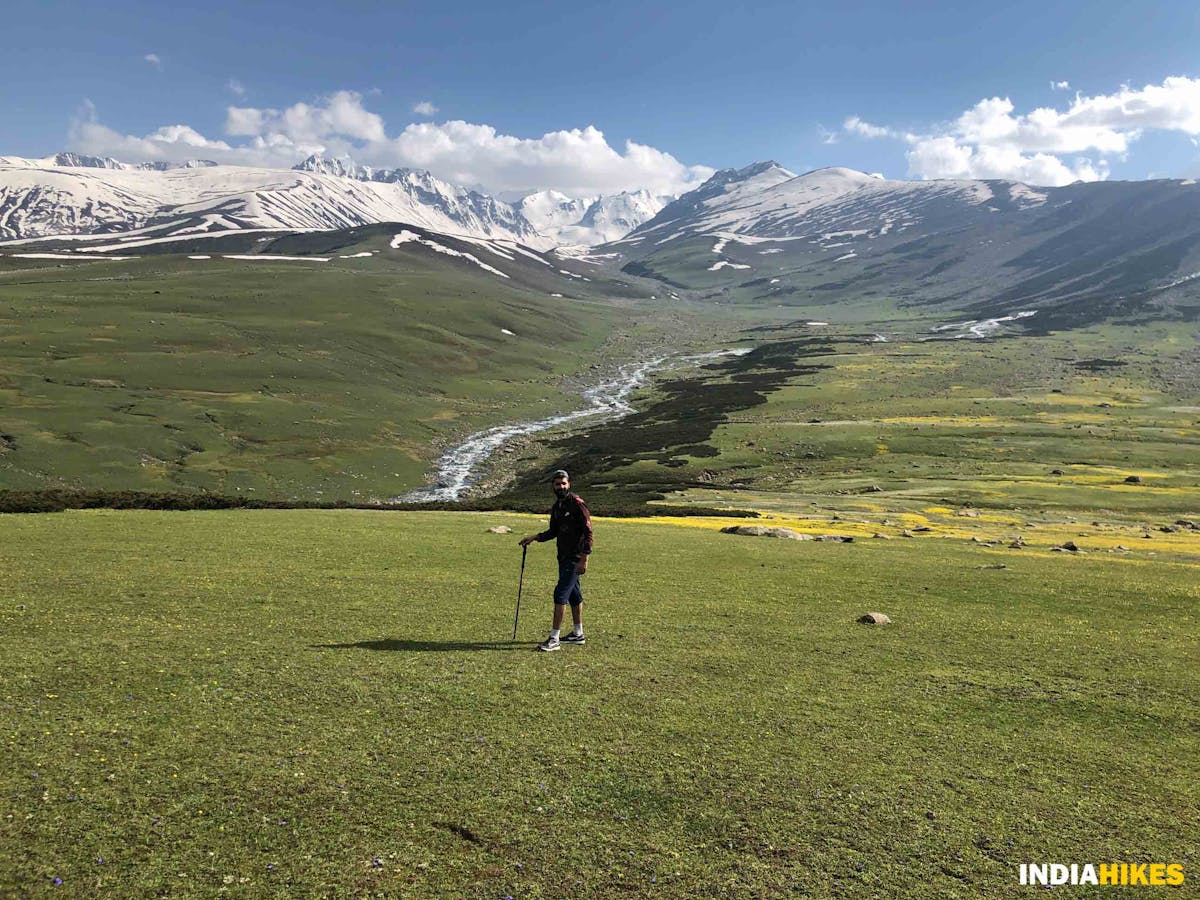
[0,152,1197,510]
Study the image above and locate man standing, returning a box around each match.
[519,469,593,652]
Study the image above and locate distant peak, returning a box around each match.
[293,154,365,178]
[737,160,790,177]
[53,152,125,170]
[795,166,877,181]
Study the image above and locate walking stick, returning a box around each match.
[512,544,528,640]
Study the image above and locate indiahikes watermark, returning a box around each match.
[1019,863,1184,886]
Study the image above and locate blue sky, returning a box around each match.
[5,0,1200,195]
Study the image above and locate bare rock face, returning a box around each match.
[487,525,513,534]
[720,525,813,541]
[857,612,892,625]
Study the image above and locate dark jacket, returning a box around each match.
[536,492,594,561]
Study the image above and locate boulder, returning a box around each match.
[857,612,891,625]
[720,525,812,541]
[958,509,980,518]
[1124,475,1142,484]
[817,534,854,543]
[487,525,513,534]
[1051,469,1065,475]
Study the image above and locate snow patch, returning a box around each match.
[187,255,211,260]
[222,254,330,262]
[501,328,515,336]
[8,252,138,260]
[834,252,857,261]
[390,230,509,278]
[708,261,751,271]
[338,252,373,258]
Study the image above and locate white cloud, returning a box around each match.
[227,78,246,98]
[144,53,162,69]
[226,90,387,143]
[384,121,712,195]
[69,101,235,163]
[66,90,714,196]
[412,101,438,116]
[1051,80,1071,91]
[843,76,1200,185]
[844,116,893,139]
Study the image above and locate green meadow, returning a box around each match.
[0,245,647,500]
[2,237,1198,898]
[2,509,1196,898]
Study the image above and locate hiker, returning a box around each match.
[519,469,593,652]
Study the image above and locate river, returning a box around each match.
[400,347,750,502]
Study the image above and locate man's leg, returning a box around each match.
[563,564,585,644]
[539,559,577,651]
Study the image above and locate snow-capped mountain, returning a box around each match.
[612,162,1200,327]
[0,153,219,171]
[519,188,671,246]
[0,151,665,248]
[0,153,549,247]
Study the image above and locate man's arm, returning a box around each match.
[519,508,558,546]
[574,496,593,571]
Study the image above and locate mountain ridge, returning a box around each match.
[0,152,673,248]
[608,160,1200,328]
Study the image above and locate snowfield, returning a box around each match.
[390,230,509,278]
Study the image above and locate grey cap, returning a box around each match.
[551,469,570,480]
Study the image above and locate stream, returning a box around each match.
[400,347,750,502]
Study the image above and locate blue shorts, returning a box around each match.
[553,557,585,607]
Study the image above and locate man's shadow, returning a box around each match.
[313,639,529,653]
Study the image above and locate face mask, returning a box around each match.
[554,486,569,499]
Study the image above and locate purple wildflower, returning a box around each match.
[52,878,63,885]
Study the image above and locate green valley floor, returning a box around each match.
[2,509,1196,897]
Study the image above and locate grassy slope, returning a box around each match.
[685,320,1200,524]
[0,240,643,499]
[503,316,1198,534]
[1,509,1195,898]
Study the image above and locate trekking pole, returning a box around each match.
[512,544,528,640]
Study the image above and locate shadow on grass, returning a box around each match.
[313,639,531,653]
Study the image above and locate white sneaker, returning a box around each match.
[536,637,561,652]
